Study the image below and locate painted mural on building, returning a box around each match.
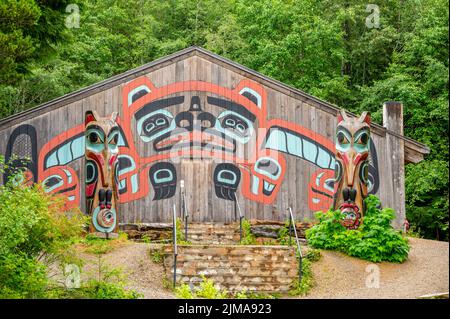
[333,109,372,229]
[2,76,379,214]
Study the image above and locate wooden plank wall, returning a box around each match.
[0,54,405,226]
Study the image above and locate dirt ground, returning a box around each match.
[304,237,449,299]
[75,237,448,299]
[77,242,175,298]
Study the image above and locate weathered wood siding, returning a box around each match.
[0,50,410,227]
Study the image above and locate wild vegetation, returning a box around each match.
[0,156,140,298]
[175,275,229,299]
[0,156,84,298]
[240,219,257,245]
[289,249,321,296]
[0,0,448,241]
[175,275,282,299]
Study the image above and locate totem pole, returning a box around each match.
[333,109,371,229]
[85,110,120,238]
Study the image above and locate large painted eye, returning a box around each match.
[222,115,249,134]
[356,132,369,145]
[109,133,119,145]
[254,157,281,179]
[43,175,64,192]
[215,110,254,143]
[142,115,170,136]
[89,132,102,144]
[337,132,349,145]
[86,129,105,152]
[136,110,175,143]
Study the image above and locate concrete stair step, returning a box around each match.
[184,222,240,244]
[188,224,237,229]
[187,233,237,237]
[188,240,236,244]
[187,229,237,233]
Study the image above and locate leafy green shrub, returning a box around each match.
[196,275,228,299]
[289,258,314,296]
[0,159,87,298]
[0,251,48,298]
[149,249,163,264]
[175,276,228,299]
[288,247,320,296]
[306,195,410,263]
[176,218,191,245]
[175,283,195,299]
[141,234,152,243]
[277,220,291,246]
[234,289,248,299]
[240,219,256,245]
[405,160,449,241]
[82,279,141,299]
[234,289,279,299]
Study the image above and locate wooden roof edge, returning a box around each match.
[404,137,431,163]
[0,46,430,159]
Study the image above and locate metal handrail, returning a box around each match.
[172,204,177,289]
[181,190,189,240]
[234,193,244,241]
[287,206,303,284]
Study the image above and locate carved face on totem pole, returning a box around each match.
[85,111,120,237]
[333,109,371,229]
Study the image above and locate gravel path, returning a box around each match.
[303,237,449,299]
[78,242,175,299]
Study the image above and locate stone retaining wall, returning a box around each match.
[161,244,298,293]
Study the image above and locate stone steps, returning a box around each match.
[161,244,299,293]
[186,222,240,244]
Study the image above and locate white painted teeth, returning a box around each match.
[263,181,275,192]
[251,176,259,194]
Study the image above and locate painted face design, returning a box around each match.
[308,169,335,211]
[120,78,267,203]
[132,93,258,157]
[85,110,120,236]
[333,109,371,229]
[240,152,286,204]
